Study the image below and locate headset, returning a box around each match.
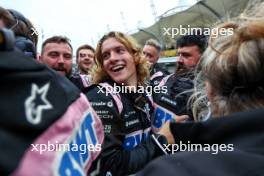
[0,28,15,51]
[8,9,36,58]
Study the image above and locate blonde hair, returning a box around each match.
[92,31,150,86]
[191,2,264,120]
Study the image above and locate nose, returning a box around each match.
[177,56,184,63]
[57,55,65,64]
[143,52,151,60]
[108,51,119,63]
[84,56,91,61]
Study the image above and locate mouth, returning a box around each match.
[54,68,66,72]
[176,61,184,68]
[83,60,92,65]
[56,70,66,76]
[110,65,125,72]
[83,63,92,68]
[53,67,66,75]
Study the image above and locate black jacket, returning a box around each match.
[150,64,170,86]
[0,49,103,175]
[69,73,91,92]
[153,73,194,119]
[137,108,264,176]
[85,81,165,175]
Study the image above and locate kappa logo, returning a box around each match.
[25,83,53,125]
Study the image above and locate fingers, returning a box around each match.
[158,121,175,144]
[171,115,189,123]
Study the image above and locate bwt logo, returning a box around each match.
[123,129,150,150]
[54,113,99,175]
[153,106,173,129]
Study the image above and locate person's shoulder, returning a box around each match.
[84,83,115,102]
[177,70,195,80]
[167,73,193,88]
[84,84,103,96]
[84,83,121,116]
[153,63,170,75]
[137,151,240,176]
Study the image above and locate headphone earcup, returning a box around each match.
[15,36,36,58]
[0,28,15,51]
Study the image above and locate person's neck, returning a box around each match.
[79,69,90,75]
[123,76,138,92]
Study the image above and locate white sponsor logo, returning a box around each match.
[25,83,53,125]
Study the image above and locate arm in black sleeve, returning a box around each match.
[85,85,165,175]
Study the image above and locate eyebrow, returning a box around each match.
[102,44,125,52]
[48,51,59,55]
[48,51,72,55]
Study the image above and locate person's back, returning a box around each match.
[137,108,264,176]
[0,28,104,175]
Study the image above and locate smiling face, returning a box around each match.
[40,42,72,77]
[77,49,94,74]
[101,37,137,86]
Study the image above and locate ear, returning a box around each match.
[36,53,40,61]
[38,54,44,63]
[205,81,215,102]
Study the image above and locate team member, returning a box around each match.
[70,44,95,90]
[85,31,178,175]
[76,44,95,75]
[39,36,73,78]
[143,39,169,86]
[153,34,207,121]
[0,27,103,175]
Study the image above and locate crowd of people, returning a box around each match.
[1,2,264,175]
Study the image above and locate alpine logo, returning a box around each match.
[25,83,53,125]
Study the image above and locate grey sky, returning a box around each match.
[1,0,196,54]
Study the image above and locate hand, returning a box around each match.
[172,114,189,123]
[158,115,189,144]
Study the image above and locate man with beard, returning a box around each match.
[39,36,73,77]
[152,33,207,123]
[175,34,206,76]
[70,44,95,91]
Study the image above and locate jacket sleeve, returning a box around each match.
[85,85,164,175]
